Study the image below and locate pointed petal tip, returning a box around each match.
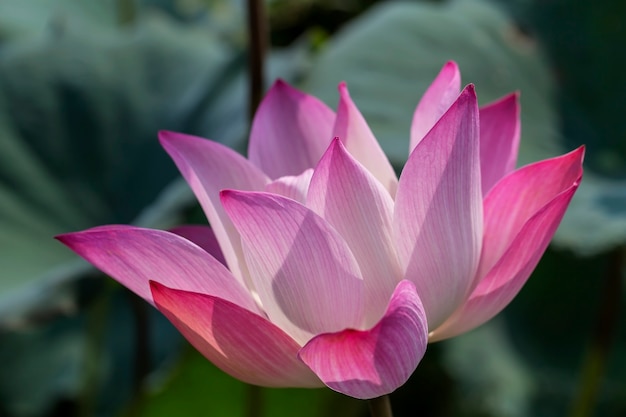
[437,61,460,82]
[54,232,70,243]
[55,226,116,245]
[261,79,304,106]
[573,144,586,160]
[553,145,585,180]
[483,92,520,117]
[442,60,460,72]
[158,130,208,152]
[328,136,344,151]
[55,232,77,250]
[571,146,585,181]
[148,279,162,293]
[268,78,299,96]
[454,84,478,112]
[219,188,236,203]
[462,83,476,97]
[157,129,171,140]
[55,229,89,248]
[149,280,174,301]
[494,91,519,106]
[158,129,184,146]
[273,78,287,87]
[318,137,344,158]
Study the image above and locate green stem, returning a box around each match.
[368,395,394,417]
[568,246,623,417]
[245,384,263,417]
[246,0,268,121]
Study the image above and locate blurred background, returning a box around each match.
[0,0,624,416]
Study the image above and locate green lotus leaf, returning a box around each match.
[303,0,625,255]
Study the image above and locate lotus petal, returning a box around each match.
[248,80,335,179]
[479,93,521,195]
[169,225,226,266]
[410,61,461,151]
[333,83,398,196]
[395,85,482,329]
[151,282,322,387]
[56,226,259,313]
[160,130,269,289]
[430,186,580,340]
[221,190,365,344]
[299,280,428,399]
[308,138,401,326]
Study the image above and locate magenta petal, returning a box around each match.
[169,225,226,266]
[160,130,269,287]
[248,80,335,179]
[221,190,364,344]
[395,85,483,329]
[151,282,322,387]
[478,147,585,278]
[410,61,461,152]
[308,139,401,326]
[431,147,584,340]
[332,83,398,196]
[479,93,521,195]
[430,186,580,340]
[298,280,428,399]
[56,226,259,313]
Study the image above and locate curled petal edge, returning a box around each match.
[151,281,322,388]
[298,280,428,399]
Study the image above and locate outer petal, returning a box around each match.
[430,186,580,341]
[332,83,398,196]
[308,139,402,326]
[160,131,269,289]
[56,226,259,313]
[151,282,322,387]
[169,225,226,266]
[248,80,335,179]
[264,169,313,204]
[394,85,483,329]
[221,190,364,345]
[298,280,428,399]
[410,61,461,152]
[479,93,521,195]
[477,147,585,279]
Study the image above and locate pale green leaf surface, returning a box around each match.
[303,0,625,255]
[0,15,241,322]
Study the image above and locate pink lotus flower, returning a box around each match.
[57,61,583,399]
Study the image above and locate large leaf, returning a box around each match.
[303,0,559,166]
[302,0,626,255]
[525,0,626,255]
[0,15,245,322]
[0,12,243,416]
[0,0,117,41]
[0,4,317,415]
